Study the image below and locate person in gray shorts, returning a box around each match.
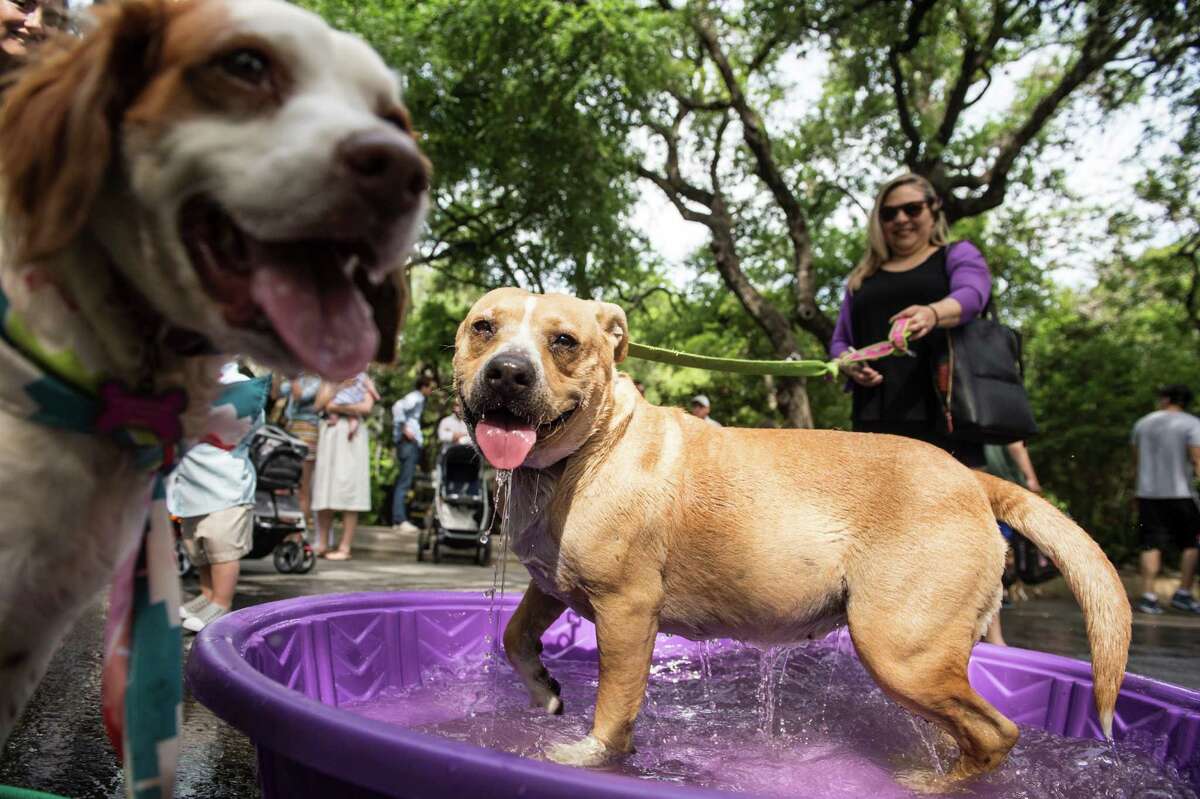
[1131,384,1200,615]
[168,362,265,632]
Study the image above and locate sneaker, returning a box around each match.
[1135,596,1165,615]
[394,521,420,536]
[179,594,211,620]
[1169,591,1200,614]
[183,602,229,633]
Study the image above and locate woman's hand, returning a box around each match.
[889,304,939,340]
[840,360,883,387]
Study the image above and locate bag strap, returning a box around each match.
[943,243,1026,379]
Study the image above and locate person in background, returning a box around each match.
[829,172,992,468]
[437,397,471,451]
[981,440,1043,645]
[279,373,323,532]
[169,361,264,633]
[1,0,62,74]
[311,372,377,561]
[690,394,721,427]
[1131,384,1200,615]
[436,398,480,498]
[391,375,437,535]
[324,373,379,439]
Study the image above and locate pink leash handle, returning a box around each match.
[836,317,913,366]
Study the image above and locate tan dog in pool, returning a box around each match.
[452,287,1131,786]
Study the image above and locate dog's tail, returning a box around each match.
[973,471,1131,739]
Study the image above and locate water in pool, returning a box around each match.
[341,640,1196,799]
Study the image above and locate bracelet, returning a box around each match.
[926,304,940,326]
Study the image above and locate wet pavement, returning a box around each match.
[2,535,1198,799]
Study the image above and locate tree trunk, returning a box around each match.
[707,219,815,428]
[776,376,814,429]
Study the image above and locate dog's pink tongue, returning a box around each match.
[250,262,377,381]
[475,417,537,470]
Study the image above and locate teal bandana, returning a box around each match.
[0,276,267,799]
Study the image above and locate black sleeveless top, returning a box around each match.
[850,248,949,424]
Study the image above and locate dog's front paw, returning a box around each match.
[895,767,955,795]
[546,734,618,767]
[530,675,563,715]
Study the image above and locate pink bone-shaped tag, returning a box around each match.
[95,381,188,447]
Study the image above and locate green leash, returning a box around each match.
[0,787,70,799]
[627,342,840,378]
[626,318,916,379]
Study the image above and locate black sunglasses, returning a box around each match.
[880,200,930,222]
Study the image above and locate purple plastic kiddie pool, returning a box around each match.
[187,591,1200,798]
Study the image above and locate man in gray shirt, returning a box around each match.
[1131,384,1200,614]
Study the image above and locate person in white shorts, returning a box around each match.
[168,361,264,632]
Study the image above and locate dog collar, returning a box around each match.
[0,280,189,470]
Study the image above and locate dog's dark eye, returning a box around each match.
[551,333,578,350]
[218,48,271,86]
[472,319,494,338]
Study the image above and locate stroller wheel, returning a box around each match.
[476,539,492,567]
[175,537,194,578]
[293,544,317,574]
[273,540,303,573]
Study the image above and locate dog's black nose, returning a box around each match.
[485,353,535,398]
[337,129,430,214]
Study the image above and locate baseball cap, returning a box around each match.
[691,394,710,408]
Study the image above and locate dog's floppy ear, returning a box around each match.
[357,267,411,363]
[0,0,167,262]
[594,301,629,364]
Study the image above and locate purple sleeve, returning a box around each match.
[829,286,855,357]
[945,240,992,323]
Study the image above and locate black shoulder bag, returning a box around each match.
[933,249,1038,445]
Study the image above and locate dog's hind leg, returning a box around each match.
[504,583,567,714]
[846,567,1018,787]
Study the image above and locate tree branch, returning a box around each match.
[635,164,716,226]
[886,0,941,166]
[936,0,1008,147]
[674,93,732,112]
[613,284,685,313]
[896,0,939,54]
[689,9,832,341]
[748,28,786,73]
[887,49,923,166]
[645,108,719,208]
[948,9,1144,221]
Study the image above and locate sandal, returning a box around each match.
[324,549,352,561]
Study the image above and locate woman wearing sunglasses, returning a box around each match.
[829,172,993,469]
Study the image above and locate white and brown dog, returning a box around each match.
[0,0,427,748]
[453,288,1131,784]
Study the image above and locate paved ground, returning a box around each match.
[1,527,1198,798]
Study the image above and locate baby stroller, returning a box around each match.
[245,424,315,574]
[417,443,493,566]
